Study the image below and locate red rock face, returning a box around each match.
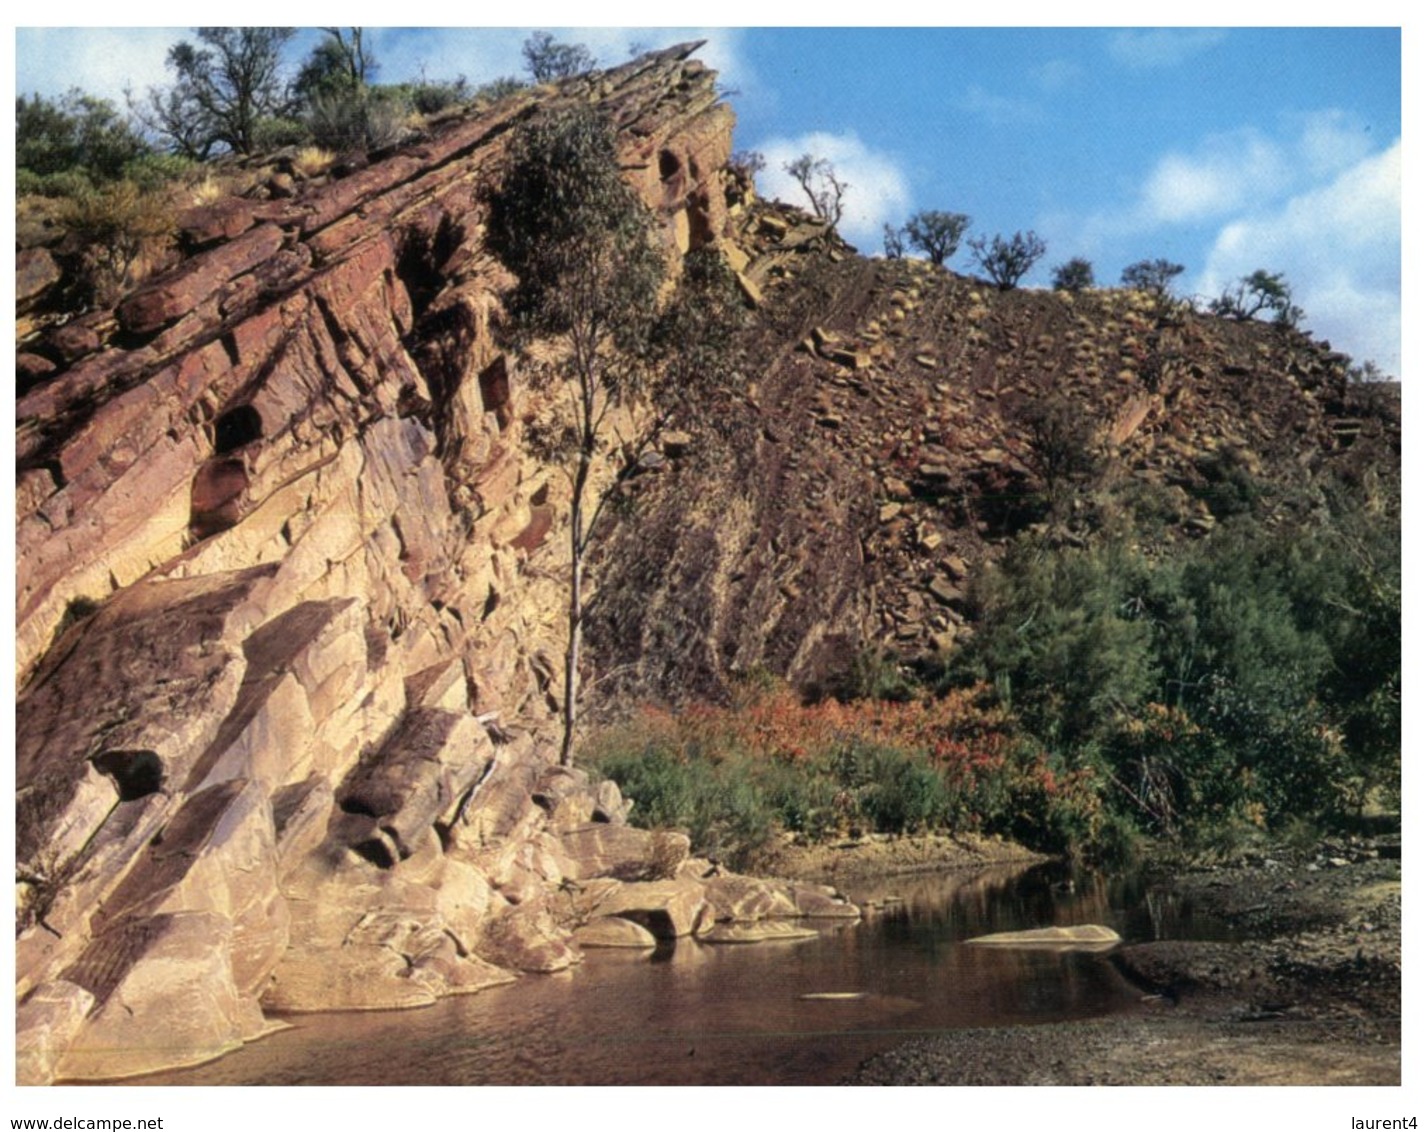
[14,45,865,1084]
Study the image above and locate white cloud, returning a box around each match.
[1197,140,1401,373]
[1087,113,1380,239]
[15,27,752,113]
[16,28,183,106]
[958,84,1041,127]
[1292,108,1375,179]
[1107,29,1227,70]
[753,130,913,253]
[1139,129,1291,224]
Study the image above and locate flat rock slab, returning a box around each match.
[700,921,819,944]
[575,916,659,949]
[965,924,1121,950]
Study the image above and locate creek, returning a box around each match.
[125,861,1231,1086]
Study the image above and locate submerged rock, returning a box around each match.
[965,924,1122,951]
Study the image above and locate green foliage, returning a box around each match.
[135,27,297,157]
[121,151,197,191]
[966,539,1156,748]
[249,115,310,151]
[16,168,93,200]
[968,230,1047,290]
[1120,258,1184,298]
[522,31,596,82]
[17,89,151,188]
[959,500,1400,836]
[58,180,177,305]
[856,744,953,833]
[1016,394,1104,506]
[292,27,377,104]
[306,87,411,152]
[472,76,528,105]
[1210,268,1303,327]
[487,104,671,766]
[902,210,971,267]
[487,104,664,359]
[646,246,748,440]
[404,77,473,114]
[1052,257,1095,292]
[1192,445,1263,519]
[589,682,1105,863]
[591,743,779,871]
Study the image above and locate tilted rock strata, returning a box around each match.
[587,230,1399,706]
[14,45,857,1083]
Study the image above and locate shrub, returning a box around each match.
[588,680,1100,859]
[882,223,906,259]
[1052,257,1095,292]
[292,145,336,178]
[1209,269,1303,328]
[968,230,1047,290]
[58,180,177,305]
[523,31,596,82]
[1120,258,1184,299]
[902,210,971,267]
[121,152,196,192]
[17,88,150,184]
[407,77,471,114]
[473,76,528,104]
[784,154,847,227]
[307,88,411,152]
[250,115,310,151]
[16,167,93,199]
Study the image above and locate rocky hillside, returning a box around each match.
[14,45,864,1085]
[12,43,1399,1084]
[587,207,1399,706]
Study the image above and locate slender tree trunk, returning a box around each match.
[560,523,582,766]
[559,403,595,768]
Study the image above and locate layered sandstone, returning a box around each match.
[14,45,857,1083]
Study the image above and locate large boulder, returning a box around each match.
[54,912,267,1081]
[593,878,710,940]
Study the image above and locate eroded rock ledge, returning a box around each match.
[14,45,859,1084]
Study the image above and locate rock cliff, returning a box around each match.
[13,41,1399,1084]
[14,44,858,1084]
[586,215,1399,706]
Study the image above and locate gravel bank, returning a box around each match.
[846,835,1401,1086]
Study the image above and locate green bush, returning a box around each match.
[960,501,1399,835]
[17,88,150,184]
[855,744,950,833]
[121,152,196,192]
[592,742,776,871]
[250,116,311,151]
[307,89,411,153]
[16,167,93,199]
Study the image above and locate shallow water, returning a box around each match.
[126,862,1228,1085]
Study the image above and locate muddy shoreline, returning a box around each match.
[845,833,1402,1085]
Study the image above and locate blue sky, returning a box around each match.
[13,25,1402,373]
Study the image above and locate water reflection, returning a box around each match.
[124,862,1225,1086]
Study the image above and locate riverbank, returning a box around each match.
[760,830,1047,881]
[846,833,1401,1085]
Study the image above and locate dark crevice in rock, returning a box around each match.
[91,750,164,802]
[213,404,262,454]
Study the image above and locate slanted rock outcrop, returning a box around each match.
[586,227,1399,706]
[14,44,858,1083]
